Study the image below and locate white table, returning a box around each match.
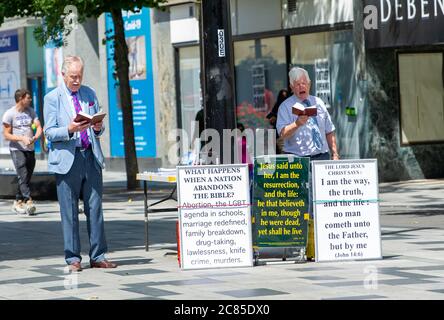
[137,171,177,251]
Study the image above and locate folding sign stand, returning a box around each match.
[252,247,306,266]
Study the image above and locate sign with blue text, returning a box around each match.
[105,8,156,157]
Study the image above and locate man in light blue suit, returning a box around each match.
[44,55,116,272]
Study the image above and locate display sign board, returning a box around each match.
[43,45,63,92]
[253,155,310,248]
[177,164,252,270]
[105,8,156,157]
[251,64,266,111]
[364,0,444,48]
[312,159,382,262]
[0,30,20,154]
[315,59,331,108]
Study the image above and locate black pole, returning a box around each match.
[144,180,148,252]
[200,0,236,164]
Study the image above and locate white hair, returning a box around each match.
[61,55,84,74]
[289,67,310,83]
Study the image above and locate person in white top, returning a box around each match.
[2,89,43,215]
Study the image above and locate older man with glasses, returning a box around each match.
[43,55,116,272]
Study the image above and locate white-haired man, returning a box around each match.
[44,55,116,271]
[276,67,339,160]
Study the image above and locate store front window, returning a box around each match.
[290,30,354,113]
[398,52,444,145]
[178,46,201,143]
[234,37,287,130]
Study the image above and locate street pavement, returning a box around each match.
[0,158,443,301]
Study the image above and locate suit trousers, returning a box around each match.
[55,147,107,265]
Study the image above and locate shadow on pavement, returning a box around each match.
[0,218,176,262]
[385,209,444,217]
[379,180,444,194]
[381,227,438,236]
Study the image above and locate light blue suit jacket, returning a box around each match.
[43,84,105,174]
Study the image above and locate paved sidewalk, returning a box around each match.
[0,158,443,300]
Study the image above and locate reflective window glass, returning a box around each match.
[234,37,287,129]
[178,46,201,142]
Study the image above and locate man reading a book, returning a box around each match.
[43,55,116,272]
[276,67,339,161]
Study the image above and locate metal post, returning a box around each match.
[200,0,236,164]
[144,180,149,251]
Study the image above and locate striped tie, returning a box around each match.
[71,92,90,149]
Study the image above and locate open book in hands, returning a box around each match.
[74,111,106,125]
[292,102,318,117]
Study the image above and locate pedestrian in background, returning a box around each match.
[2,89,42,216]
[267,88,289,154]
[44,55,116,272]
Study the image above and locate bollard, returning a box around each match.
[306,217,315,260]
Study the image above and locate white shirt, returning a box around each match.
[276,95,335,157]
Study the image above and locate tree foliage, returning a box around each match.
[0,0,167,190]
[3,1,166,46]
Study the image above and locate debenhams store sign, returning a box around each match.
[364,0,444,48]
